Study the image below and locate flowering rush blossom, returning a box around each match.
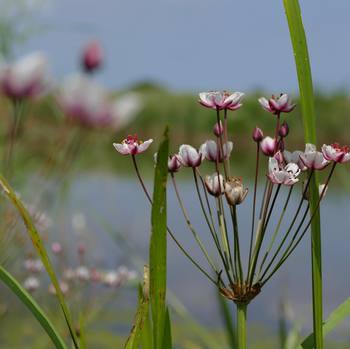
[284,149,307,171]
[113,134,153,155]
[204,173,225,197]
[268,157,301,186]
[199,91,244,110]
[178,144,202,167]
[258,93,295,114]
[200,140,233,162]
[81,40,103,73]
[0,52,50,100]
[260,136,277,156]
[300,143,329,170]
[321,143,350,164]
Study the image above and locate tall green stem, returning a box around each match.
[236,303,247,349]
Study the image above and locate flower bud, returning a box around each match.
[252,127,264,142]
[279,121,289,137]
[213,121,224,137]
[168,154,182,172]
[204,174,225,197]
[224,177,248,205]
[81,40,103,73]
[260,136,276,156]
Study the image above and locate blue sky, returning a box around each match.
[20,0,350,93]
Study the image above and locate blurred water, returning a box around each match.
[53,174,350,334]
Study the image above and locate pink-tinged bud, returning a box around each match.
[199,140,233,163]
[260,137,276,156]
[300,144,329,170]
[252,127,264,142]
[273,151,284,164]
[258,94,295,115]
[204,174,225,197]
[51,242,62,255]
[82,41,103,73]
[321,143,350,164]
[279,121,289,137]
[178,144,202,167]
[168,154,182,172]
[213,121,224,137]
[224,177,248,205]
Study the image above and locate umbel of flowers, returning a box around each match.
[113,91,349,349]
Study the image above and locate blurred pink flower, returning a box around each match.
[268,157,300,186]
[258,94,295,114]
[321,143,350,164]
[178,144,202,167]
[49,281,69,295]
[24,277,40,293]
[51,242,62,255]
[113,134,153,155]
[199,91,244,110]
[300,144,329,170]
[81,40,103,73]
[0,52,49,100]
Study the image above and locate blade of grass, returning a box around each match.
[0,174,79,349]
[149,127,169,349]
[0,265,68,349]
[297,297,350,349]
[283,1,323,348]
[217,292,237,348]
[124,267,150,349]
[162,308,173,349]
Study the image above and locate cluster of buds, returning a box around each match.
[113,91,349,305]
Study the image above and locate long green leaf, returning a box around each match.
[0,174,79,348]
[283,2,323,348]
[162,308,173,349]
[297,297,350,349]
[0,265,68,349]
[149,127,169,349]
[124,267,150,349]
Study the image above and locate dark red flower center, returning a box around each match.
[331,143,349,153]
[123,134,143,145]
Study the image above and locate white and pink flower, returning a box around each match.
[204,174,225,197]
[268,157,300,186]
[199,91,244,110]
[321,143,350,164]
[178,145,202,167]
[258,94,295,115]
[300,144,329,170]
[260,136,277,156]
[113,135,153,155]
[283,149,307,171]
[199,140,233,162]
[0,52,49,100]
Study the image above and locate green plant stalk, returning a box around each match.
[0,265,68,349]
[236,303,247,349]
[283,1,323,348]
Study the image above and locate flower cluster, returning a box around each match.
[114,91,349,305]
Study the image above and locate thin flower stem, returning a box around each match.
[262,184,282,233]
[258,170,314,281]
[216,108,229,179]
[274,113,281,153]
[261,163,337,285]
[247,143,260,281]
[231,206,244,283]
[131,155,217,285]
[257,186,293,277]
[171,173,218,273]
[223,108,231,177]
[236,303,247,349]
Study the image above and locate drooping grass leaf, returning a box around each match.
[124,266,150,349]
[283,1,323,348]
[297,297,350,349]
[162,307,173,349]
[0,265,68,349]
[0,174,79,349]
[149,127,169,349]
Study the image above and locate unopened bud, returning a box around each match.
[213,121,224,137]
[252,127,264,142]
[279,121,289,138]
[81,40,103,73]
[224,177,248,206]
[204,174,225,197]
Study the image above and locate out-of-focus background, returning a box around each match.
[0,1,350,348]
